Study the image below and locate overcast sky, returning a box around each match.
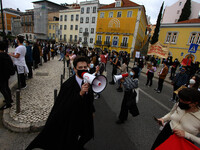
[3,0,200,24]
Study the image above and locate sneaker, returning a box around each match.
[154,88,158,91]
[21,85,27,90]
[0,104,12,110]
[172,99,177,103]
[157,90,161,93]
[115,119,124,124]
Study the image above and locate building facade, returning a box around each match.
[59,8,80,45]
[162,0,200,24]
[0,8,22,35]
[95,0,148,56]
[20,9,35,41]
[79,0,100,48]
[32,0,67,40]
[48,12,59,42]
[159,18,200,62]
[11,17,22,36]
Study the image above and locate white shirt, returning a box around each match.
[162,103,200,145]
[13,45,26,66]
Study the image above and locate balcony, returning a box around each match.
[21,22,34,26]
[104,41,110,46]
[121,43,128,48]
[96,40,102,46]
[82,41,88,46]
[83,32,89,37]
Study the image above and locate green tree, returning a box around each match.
[178,0,191,22]
[151,2,164,45]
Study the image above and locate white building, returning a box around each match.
[59,8,80,44]
[79,0,100,48]
[162,0,200,24]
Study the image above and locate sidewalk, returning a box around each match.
[2,56,67,132]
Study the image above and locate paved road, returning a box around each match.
[0,61,177,150]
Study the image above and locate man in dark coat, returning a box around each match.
[26,56,95,150]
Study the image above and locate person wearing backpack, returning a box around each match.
[0,41,14,110]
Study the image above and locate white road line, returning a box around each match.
[139,88,171,111]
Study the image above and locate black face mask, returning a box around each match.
[178,102,191,110]
[77,69,88,79]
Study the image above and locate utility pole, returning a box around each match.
[0,0,6,40]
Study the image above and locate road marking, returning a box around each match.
[139,88,171,111]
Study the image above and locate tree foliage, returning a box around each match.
[178,0,191,22]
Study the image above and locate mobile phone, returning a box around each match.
[153,116,163,126]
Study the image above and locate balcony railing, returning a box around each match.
[104,41,110,46]
[121,43,128,48]
[83,32,89,36]
[96,40,102,46]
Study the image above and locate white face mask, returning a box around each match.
[189,79,196,85]
[98,58,101,62]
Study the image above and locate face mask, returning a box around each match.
[98,58,101,62]
[178,102,190,110]
[77,69,88,79]
[180,69,185,73]
[114,55,116,57]
[90,64,94,68]
[23,42,26,46]
[130,72,134,76]
[15,39,17,43]
[189,79,196,85]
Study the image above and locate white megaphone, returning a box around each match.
[81,72,107,93]
[114,73,129,83]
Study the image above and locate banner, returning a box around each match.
[155,134,200,150]
[181,58,192,66]
[147,42,169,58]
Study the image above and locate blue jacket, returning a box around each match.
[25,45,33,63]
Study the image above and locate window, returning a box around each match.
[92,17,95,23]
[177,10,180,14]
[64,25,67,30]
[91,28,94,34]
[188,33,196,44]
[97,35,102,41]
[49,33,51,38]
[90,38,93,43]
[70,25,73,30]
[70,35,73,41]
[79,37,82,42]
[179,2,182,6]
[71,15,74,21]
[85,28,88,32]
[29,16,32,22]
[30,26,32,32]
[75,25,78,30]
[49,25,51,29]
[81,8,84,14]
[53,33,55,38]
[86,17,89,23]
[188,32,200,44]
[93,7,96,13]
[127,11,132,17]
[60,15,63,21]
[60,35,62,40]
[76,14,79,21]
[196,33,200,45]
[30,34,32,39]
[80,17,83,23]
[100,12,104,18]
[79,28,83,33]
[165,32,172,43]
[53,25,55,30]
[87,7,90,13]
[106,36,110,42]
[64,15,67,21]
[171,32,178,43]
[117,12,122,17]
[84,37,87,42]
[175,19,178,22]
[75,35,77,42]
[115,1,121,7]
[109,12,113,18]
[60,25,62,30]
[122,37,128,44]
[25,16,27,22]
[64,34,66,41]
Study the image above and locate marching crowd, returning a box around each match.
[0,35,200,149]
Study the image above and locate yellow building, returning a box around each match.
[95,0,148,57]
[159,18,200,62]
[48,12,59,42]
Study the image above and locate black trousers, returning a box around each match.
[118,91,130,121]
[111,67,117,83]
[151,122,173,150]
[0,80,12,105]
[18,73,26,88]
[26,62,33,78]
[157,78,164,92]
[146,72,154,86]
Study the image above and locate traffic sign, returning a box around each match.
[188,44,198,53]
[113,41,118,46]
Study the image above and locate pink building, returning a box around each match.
[162,0,200,23]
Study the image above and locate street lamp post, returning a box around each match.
[0,0,6,40]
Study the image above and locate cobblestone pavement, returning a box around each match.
[3,56,67,132]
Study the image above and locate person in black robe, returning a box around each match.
[26,56,95,150]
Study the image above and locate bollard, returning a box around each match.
[54,89,58,103]
[60,74,63,89]
[63,67,65,79]
[16,69,21,90]
[40,56,43,66]
[16,90,20,113]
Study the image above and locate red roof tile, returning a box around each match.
[100,0,140,9]
[176,18,200,24]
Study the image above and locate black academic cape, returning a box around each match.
[26,75,95,150]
